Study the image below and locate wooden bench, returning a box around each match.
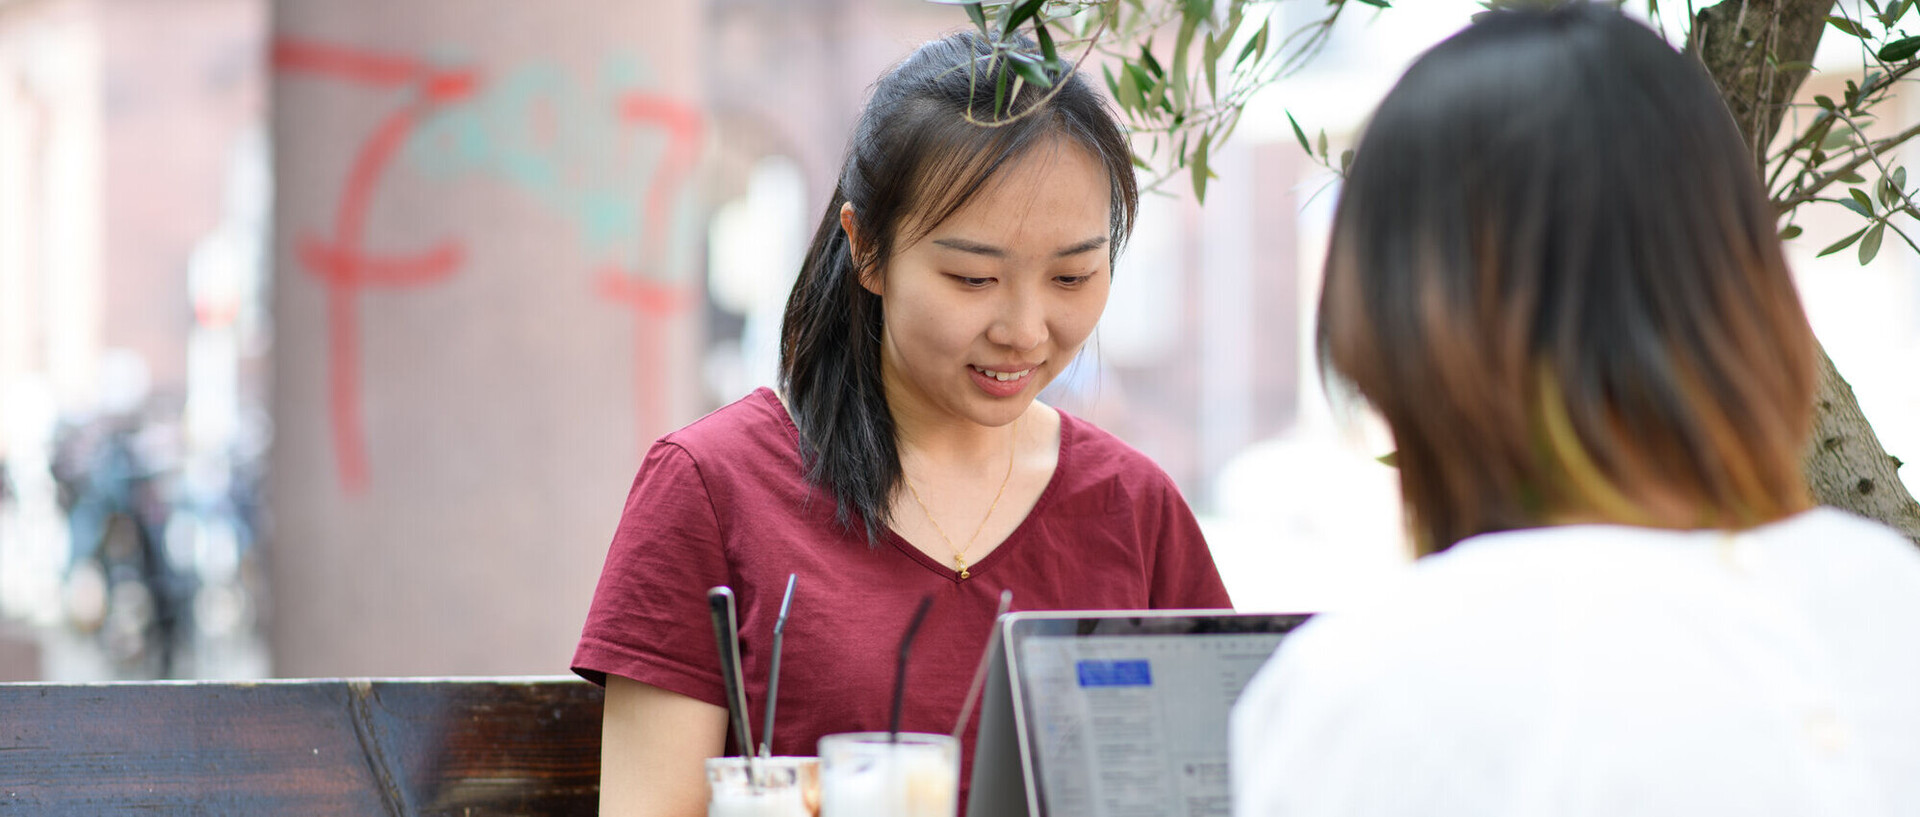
[0,676,604,815]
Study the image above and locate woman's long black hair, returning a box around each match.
[778,31,1139,542]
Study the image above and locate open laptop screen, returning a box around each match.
[968,610,1312,817]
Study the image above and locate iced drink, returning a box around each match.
[817,732,959,817]
[706,756,821,817]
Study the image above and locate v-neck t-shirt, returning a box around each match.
[573,387,1231,790]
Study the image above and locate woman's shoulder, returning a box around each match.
[655,387,798,459]
[1053,407,1175,488]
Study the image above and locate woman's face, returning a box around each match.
[852,139,1114,432]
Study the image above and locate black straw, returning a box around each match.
[759,573,798,757]
[707,587,755,760]
[889,594,936,743]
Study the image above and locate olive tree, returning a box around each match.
[940,0,1920,543]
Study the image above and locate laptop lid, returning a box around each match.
[966,609,1312,817]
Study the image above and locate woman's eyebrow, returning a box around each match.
[930,235,1109,258]
[1054,236,1109,257]
[931,237,1005,257]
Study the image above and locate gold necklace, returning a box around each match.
[902,415,1019,580]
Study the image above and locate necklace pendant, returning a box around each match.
[955,554,969,580]
[959,567,971,580]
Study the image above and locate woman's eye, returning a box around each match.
[950,275,994,287]
[1056,274,1093,286]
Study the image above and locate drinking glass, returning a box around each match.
[817,732,960,817]
[706,755,821,817]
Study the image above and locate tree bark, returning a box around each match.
[1805,346,1920,540]
[1692,0,1920,545]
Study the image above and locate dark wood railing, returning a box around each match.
[0,676,603,815]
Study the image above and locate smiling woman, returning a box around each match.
[572,30,1231,817]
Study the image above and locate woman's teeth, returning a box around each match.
[974,366,1033,382]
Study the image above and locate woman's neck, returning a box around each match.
[890,398,1027,469]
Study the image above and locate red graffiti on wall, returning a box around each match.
[273,37,479,493]
[274,38,708,490]
[598,92,705,455]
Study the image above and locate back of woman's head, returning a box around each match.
[1318,2,1816,554]
[780,31,1138,540]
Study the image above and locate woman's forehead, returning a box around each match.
[898,139,1112,252]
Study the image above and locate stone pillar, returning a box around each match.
[267,0,706,675]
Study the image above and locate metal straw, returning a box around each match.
[707,586,755,761]
[759,573,798,757]
[952,589,1015,739]
[889,594,936,742]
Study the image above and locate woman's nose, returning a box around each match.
[987,291,1047,351]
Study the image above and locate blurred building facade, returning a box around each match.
[13,0,1556,680]
[13,0,1918,680]
[261,0,1305,677]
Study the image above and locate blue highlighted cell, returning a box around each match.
[1076,659,1153,687]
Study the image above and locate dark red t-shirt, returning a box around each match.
[572,388,1231,802]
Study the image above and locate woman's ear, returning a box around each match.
[842,202,883,296]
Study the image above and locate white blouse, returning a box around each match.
[1231,508,1920,817]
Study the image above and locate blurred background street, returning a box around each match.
[2,0,1916,682]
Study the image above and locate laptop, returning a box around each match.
[965,609,1314,817]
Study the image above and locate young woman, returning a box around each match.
[575,31,1230,816]
[1231,5,1920,816]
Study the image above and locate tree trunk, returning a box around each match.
[1805,346,1920,540]
[1692,0,1920,545]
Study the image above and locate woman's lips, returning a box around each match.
[970,364,1035,397]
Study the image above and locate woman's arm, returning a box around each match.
[600,674,728,817]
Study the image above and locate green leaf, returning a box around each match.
[1860,222,1886,263]
[1317,129,1329,160]
[1340,148,1354,175]
[1880,35,1920,62]
[1125,63,1157,110]
[1191,132,1211,203]
[1139,42,1165,79]
[993,55,1009,117]
[1817,226,1868,256]
[1354,0,1391,6]
[964,2,988,35]
[1115,63,1144,113]
[1881,176,1899,208]
[1779,224,1804,240]
[1236,20,1270,69]
[1851,187,1877,215]
[1821,129,1856,151]
[1004,0,1046,32]
[1773,60,1816,73]
[1286,110,1312,155]
[1815,94,1837,110]
[1376,450,1399,468]
[1896,166,1907,189]
[1008,54,1053,90]
[1204,32,1219,101]
[1838,168,1867,184]
[1170,15,1196,110]
[1828,15,1872,39]
[1035,20,1058,64]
